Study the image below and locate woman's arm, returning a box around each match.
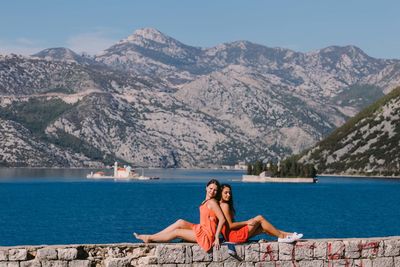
[208,199,226,249]
[220,203,249,230]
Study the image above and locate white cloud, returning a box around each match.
[0,29,119,57]
[0,38,47,56]
[66,30,118,55]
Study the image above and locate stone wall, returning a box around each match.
[1,236,400,267]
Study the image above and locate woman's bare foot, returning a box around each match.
[133,233,151,243]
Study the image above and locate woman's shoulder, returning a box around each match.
[201,198,217,206]
[219,202,229,208]
[208,198,218,204]
[219,202,230,212]
[205,198,219,208]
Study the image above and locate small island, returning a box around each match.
[242,157,317,183]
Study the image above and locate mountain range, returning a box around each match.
[1,27,400,168]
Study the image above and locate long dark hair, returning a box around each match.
[207,179,221,201]
[221,183,235,217]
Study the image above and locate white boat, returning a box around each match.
[87,162,159,181]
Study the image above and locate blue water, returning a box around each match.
[1,168,400,246]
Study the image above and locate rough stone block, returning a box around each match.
[237,263,255,267]
[295,241,314,260]
[155,245,186,264]
[137,256,157,265]
[298,260,324,267]
[343,240,361,259]
[371,257,394,267]
[106,247,124,258]
[259,243,278,262]
[191,245,212,262]
[57,249,78,261]
[36,249,58,260]
[186,263,208,267]
[0,262,19,267]
[20,260,41,267]
[384,238,400,257]
[325,259,354,266]
[0,251,8,261]
[326,241,345,260]
[184,245,192,264]
[41,261,68,267]
[267,261,293,267]
[213,245,231,262]
[354,258,372,267]
[359,240,384,258]
[9,249,28,261]
[314,241,327,259]
[226,263,255,267]
[395,257,400,267]
[128,247,152,259]
[278,243,295,261]
[229,244,245,261]
[103,257,130,267]
[254,262,276,267]
[68,260,91,267]
[244,244,259,262]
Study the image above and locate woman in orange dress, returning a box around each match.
[220,184,303,243]
[134,179,226,251]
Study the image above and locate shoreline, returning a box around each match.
[0,166,246,171]
[318,173,400,179]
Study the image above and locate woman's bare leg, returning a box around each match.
[153,219,193,235]
[136,228,196,243]
[247,215,289,238]
[134,219,194,243]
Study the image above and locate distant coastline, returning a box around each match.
[0,166,246,170]
[318,173,400,179]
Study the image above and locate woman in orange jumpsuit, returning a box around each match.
[220,184,303,243]
[134,179,226,251]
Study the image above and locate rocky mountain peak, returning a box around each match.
[32,47,79,61]
[122,27,176,45]
[32,47,97,65]
[310,45,373,63]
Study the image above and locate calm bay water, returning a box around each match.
[1,168,400,246]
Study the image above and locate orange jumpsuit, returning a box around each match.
[192,201,217,252]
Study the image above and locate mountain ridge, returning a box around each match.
[1,27,400,167]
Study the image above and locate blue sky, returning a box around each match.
[1,0,399,59]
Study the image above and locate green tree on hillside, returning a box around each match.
[247,158,317,178]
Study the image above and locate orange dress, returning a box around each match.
[221,209,249,244]
[223,224,249,243]
[192,201,218,252]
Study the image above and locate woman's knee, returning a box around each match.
[176,219,185,225]
[254,215,264,221]
[175,219,190,228]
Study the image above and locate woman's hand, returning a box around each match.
[213,238,221,250]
